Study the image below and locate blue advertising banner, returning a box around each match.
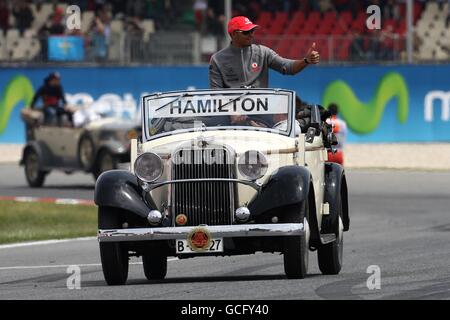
[0,65,449,143]
[48,36,84,61]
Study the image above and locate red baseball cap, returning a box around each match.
[228,16,259,34]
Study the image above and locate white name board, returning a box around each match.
[146,94,289,118]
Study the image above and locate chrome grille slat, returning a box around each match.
[172,148,234,226]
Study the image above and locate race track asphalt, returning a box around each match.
[0,164,449,300]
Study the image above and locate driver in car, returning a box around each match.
[29,72,74,127]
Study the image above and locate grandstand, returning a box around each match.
[0,0,449,64]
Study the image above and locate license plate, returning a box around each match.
[176,238,223,254]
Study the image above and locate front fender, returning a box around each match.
[248,165,311,218]
[323,162,349,231]
[94,170,152,219]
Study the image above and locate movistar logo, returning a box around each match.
[321,72,409,134]
[0,75,34,135]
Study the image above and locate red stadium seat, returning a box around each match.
[397,19,407,35]
[315,22,334,35]
[288,42,306,59]
[292,11,305,23]
[305,11,321,27]
[383,19,397,31]
[274,12,288,24]
[276,38,292,57]
[414,2,423,24]
[339,11,353,26]
[351,16,366,33]
[323,11,337,23]
[256,11,273,28]
[285,23,302,35]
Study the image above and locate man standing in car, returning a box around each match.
[209,16,320,89]
[30,72,74,126]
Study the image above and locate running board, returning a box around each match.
[320,233,336,244]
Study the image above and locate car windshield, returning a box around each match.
[142,89,294,140]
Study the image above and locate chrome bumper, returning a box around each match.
[98,223,304,242]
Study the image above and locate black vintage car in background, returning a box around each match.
[20,108,140,187]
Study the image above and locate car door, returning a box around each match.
[54,127,83,167]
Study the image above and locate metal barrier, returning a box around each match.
[0,31,446,65]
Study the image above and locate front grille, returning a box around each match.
[172,148,235,226]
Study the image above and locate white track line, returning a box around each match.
[0,258,179,271]
[0,237,96,250]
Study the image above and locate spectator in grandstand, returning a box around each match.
[384,0,401,20]
[209,16,320,89]
[126,0,145,19]
[333,0,349,12]
[318,0,334,12]
[205,7,224,36]
[0,0,9,35]
[30,72,74,127]
[193,0,207,31]
[124,15,144,61]
[12,0,34,36]
[36,6,65,61]
[379,24,396,60]
[48,7,65,35]
[350,31,364,61]
[89,9,111,61]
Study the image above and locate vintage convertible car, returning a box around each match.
[20,110,140,187]
[95,89,350,285]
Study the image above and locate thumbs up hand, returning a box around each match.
[305,42,320,64]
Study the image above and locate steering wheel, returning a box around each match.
[246,116,271,128]
[272,120,287,129]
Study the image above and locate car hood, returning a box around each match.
[142,130,297,155]
[85,117,141,130]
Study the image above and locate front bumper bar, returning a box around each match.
[98,223,304,242]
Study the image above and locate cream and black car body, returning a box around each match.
[95,88,350,285]
[20,114,141,187]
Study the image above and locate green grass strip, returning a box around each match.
[0,200,97,244]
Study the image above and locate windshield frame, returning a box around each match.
[141,88,295,142]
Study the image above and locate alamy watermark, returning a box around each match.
[66,5,81,30]
[366,265,381,290]
[66,265,81,289]
[366,5,381,30]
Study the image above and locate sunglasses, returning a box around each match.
[236,29,255,35]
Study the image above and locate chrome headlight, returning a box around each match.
[134,152,163,182]
[238,150,268,180]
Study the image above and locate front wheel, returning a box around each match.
[24,149,47,187]
[98,207,129,285]
[283,201,310,279]
[143,250,167,280]
[318,195,344,275]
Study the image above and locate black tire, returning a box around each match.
[283,200,310,279]
[98,206,129,285]
[318,192,344,275]
[142,250,167,280]
[78,135,95,171]
[93,149,118,180]
[23,149,46,188]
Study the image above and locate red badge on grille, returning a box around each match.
[187,227,211,251]
[176,214,187,226]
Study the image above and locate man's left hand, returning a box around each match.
[305,42,320,64]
